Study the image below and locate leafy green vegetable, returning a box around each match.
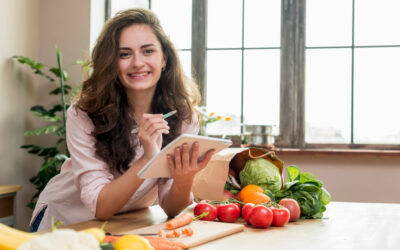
[239,158,282,192]
[274,165,331,219]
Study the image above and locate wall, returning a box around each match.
[0,0,93,230]
[277,153,400,204]
[0,0,40,231]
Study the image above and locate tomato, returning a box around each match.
[217,203,240,223]
[194,203,217,221]
[270,205,290,227]
[279,198,301,222]
[241,203,255,224]
[248,205,273,228]
[222,190,235,201]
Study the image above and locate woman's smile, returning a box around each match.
[127,71,151,80]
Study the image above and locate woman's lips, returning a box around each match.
[128,71,150,79]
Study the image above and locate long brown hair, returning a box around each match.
[76,8,200,173]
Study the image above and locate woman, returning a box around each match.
[30,8,214,231]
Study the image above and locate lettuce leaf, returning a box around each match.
[274,165,331,219]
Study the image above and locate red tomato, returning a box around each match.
[217,203,240,223]
[194,203,217,221]
[270,206,290,227]
[279,198,301,222]
[222,190,235,201]
[241,203,255,224]
[248,205,273,228]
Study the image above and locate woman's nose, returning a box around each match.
[131,54,144,68]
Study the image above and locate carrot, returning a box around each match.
[144,236,188,250]
[158,229,165,238]
[103,235,120,244]
[173,230,180,237]
[165,212,193,230]
[181,227,194,236]
[166,233,175,238]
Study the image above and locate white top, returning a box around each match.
[30,106,199,231]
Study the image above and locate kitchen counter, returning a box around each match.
[64,201,400,249]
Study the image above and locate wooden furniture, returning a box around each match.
[65,201,400,249]
[0,185,21,227]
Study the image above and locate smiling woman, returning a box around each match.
[28,8,216,232]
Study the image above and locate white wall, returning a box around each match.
[0,0,93,230]
[277,153,400,204]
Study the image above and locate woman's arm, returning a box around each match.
[160,142,215,217]
[95,113,169,220]
[94,156,146,220]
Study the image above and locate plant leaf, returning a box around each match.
[49,85,71,95]
[49,67,69,81]
[13,56,55,82]
[76,60,91,73]
[287,165,300,182]
[24,125,59,136]
[30,105,61,122]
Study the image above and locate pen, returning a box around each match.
[131,110,177,134]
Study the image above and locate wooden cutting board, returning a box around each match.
[121,220,245,248]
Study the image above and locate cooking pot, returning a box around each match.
[241,125,276,145]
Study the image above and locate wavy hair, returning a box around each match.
[76,8,201,173]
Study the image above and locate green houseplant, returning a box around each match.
[13,48,88,209]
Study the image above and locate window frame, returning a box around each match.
[107,0,400,150]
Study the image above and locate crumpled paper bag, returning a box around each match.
[192,147,284,202]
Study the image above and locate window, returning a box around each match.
[107,0,400,150]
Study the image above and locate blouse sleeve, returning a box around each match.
[157,118,200,205]
[66,106,114,215]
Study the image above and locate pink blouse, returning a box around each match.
[30,106,199,231]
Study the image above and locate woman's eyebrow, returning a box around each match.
[119,44,156,50]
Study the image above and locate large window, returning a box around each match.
[108,0,400,150]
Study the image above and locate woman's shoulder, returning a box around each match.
[67,104,94,131]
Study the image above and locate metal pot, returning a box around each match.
[241,125,276,145]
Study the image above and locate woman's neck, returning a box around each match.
[126,88,155,122]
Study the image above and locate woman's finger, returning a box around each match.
[167,154,175,175]
[181,143,190,172]
[190,142,199,168]
[174,147,182,173]
[198,149,215,170]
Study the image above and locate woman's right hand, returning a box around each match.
[137,113,170,161]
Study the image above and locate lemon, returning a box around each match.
[81,227,106,243]
[114,234,154,250]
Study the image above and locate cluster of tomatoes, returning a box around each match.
[193,198,301,229]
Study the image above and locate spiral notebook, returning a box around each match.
[138,134,232,178]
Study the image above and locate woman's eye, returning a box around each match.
[119,52,130,58]
[144,49,154,54]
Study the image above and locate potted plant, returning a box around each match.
[13,48,88,209]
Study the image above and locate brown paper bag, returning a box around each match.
[192,147,284,202]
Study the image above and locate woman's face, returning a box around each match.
[117,24,166,93]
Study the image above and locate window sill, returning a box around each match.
[273,148,400,157]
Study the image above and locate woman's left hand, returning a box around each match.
[167,142,215,185]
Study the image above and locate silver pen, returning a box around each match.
[131,110,177,134]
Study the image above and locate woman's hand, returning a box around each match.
[167,142,215,185]
[138,113,169,161]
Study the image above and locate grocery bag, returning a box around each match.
[192,147,284,202]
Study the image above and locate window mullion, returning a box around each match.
[191,0,207,106]
[277,0,306,148]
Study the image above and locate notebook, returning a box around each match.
[138,134,232,178]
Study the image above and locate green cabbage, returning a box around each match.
[239,158,282,192]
